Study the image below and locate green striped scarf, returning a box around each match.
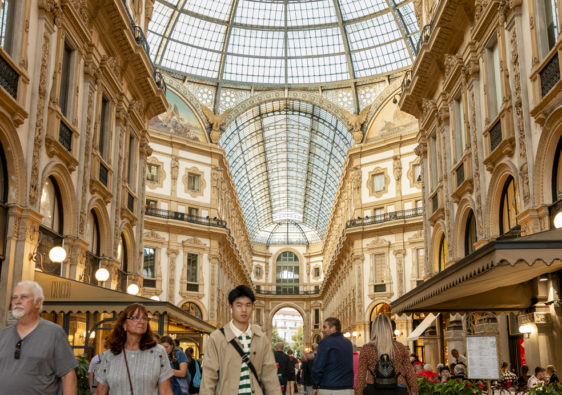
[238,334,252,394]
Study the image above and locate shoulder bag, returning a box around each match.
[220,327,267,395]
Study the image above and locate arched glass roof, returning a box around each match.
[220,100,352,244]
[147,0,419,86]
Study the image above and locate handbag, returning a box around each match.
[123,350,135,395]
[220,328,267,395]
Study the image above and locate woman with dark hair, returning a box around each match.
[355,315,418,395]
[94,303,173,394]
[517,365,530,389]
[186,347,201,394]
[160,336,190,395]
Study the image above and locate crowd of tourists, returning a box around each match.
[0,281,559,395]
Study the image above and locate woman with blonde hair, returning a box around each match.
[355,315,418,394]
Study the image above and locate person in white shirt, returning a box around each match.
[528,366,546,389]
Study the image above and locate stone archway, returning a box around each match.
[264,301,312,349]
[272,307,304,355]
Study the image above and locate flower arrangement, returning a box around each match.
[417,377,483,395]
[527,382,562,394]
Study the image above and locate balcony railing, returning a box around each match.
[59,119,73,152]
[145,207,227,228]
[346,207,423,228]
[540,52,560,97]
[415,22,433,54]
[255,288,320,296]
[121,0,166,92]
[99,163,109,186]
[0,52,18,99]
[489,118,502,152]
[456,162,465,186]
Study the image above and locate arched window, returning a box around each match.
[499,176,519,235]
[552,137,562,202]
[464,210,477,256]
[39,176,63,234]
[276,251,300,294]
[87,210,100,256]
[182,302,203,320]
[438,234,447,272]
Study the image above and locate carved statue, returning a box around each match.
[342,104,372,145]
[202,105,231,143]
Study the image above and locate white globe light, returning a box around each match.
[95,268,110,282]
[127,284,140,295]
[344,332,351,338]
[89,331,96,339]
[554,211,562,229]
[150,295,160,301]
[394,329,401,336]
[49,246,67,263]
[352,331,358,337]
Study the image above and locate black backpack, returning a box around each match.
[367,343,399,390]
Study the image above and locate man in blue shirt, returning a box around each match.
[312,317,354,395]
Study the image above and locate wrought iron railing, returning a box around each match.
[374,284,387,293]
[0,53,18,99]
[120,0,166,92]
[401,69,412,93]
[540,52,560,97]
[432,194,439,213]
[456,162,465,186]
[99,163,108,186]
[255,288,320,296]
[35,226,64,274]
[145,207,227,228]
[143,277,156,288]
[346,207,423,228]
[489,118,502,152]
[415,22,433,54]
[127,192,134,212]
[59,119,73,152]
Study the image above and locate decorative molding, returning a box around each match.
[407,157,422,189]
[182,167,206,198]
[366,167,390,198]
[146,156,166,189]
[29,33,50,206]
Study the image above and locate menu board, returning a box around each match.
[466,336,499,380]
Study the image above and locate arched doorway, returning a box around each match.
[272,307,304,357]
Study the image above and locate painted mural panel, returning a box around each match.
[365,99,417,142]
[149,90,207,142]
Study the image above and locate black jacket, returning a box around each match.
[274,350,293,380]
[302,358,314,386]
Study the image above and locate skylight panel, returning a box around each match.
[223,55,285,84]
[398,2,420,34]
[351,40,410,77]
[235,0,285,27]
[171,14,226,52]
[338,0,388,21]
[288,28,345,57]
[160,41,221,78]
[288,55,349,84]
[147,33,162,61]
[229,28,285,57]
[287,0,338,26]
[346,13,401,51]
[148,2,174,36]
[182,0,233,21]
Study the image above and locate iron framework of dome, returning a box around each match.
[147,0,419,87]
[220,100,353,244]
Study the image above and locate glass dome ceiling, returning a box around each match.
[147,0,419,86]
[220,100,353,244]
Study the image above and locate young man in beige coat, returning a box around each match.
[200,285,281,395]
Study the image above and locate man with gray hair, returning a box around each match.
[0,281,77,394]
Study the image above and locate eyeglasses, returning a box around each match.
[127,316,150,323]
[15,340,22,360]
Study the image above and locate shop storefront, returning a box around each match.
[36,271,215,357]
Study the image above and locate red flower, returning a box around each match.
[466,382,471,386]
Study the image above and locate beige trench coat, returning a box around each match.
[200,324,282,395]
